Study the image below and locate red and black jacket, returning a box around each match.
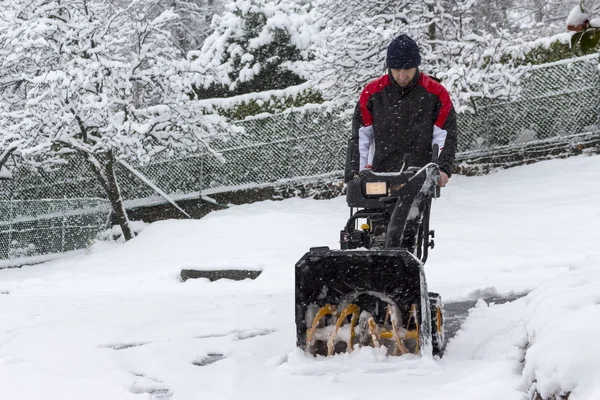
[350,71,458,176]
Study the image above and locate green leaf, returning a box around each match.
[580,30,597,54]
[571,31,584,51]
[589,30,600,50]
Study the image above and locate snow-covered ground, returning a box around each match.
[1,155,599,399]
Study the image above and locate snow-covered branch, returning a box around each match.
[0,0,237,168]
[0,0,238,240]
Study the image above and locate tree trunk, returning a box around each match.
[105,151,133,241]
[428,3,436,51]
[0,145,18,178]
[86,151,134,241]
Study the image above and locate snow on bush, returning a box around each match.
[190,0,322,97]
[567,4,590,30]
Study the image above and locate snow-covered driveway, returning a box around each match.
[1,155,599,399]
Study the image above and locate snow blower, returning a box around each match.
[295,145,445,358]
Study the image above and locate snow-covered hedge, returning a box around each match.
[194,83,324,120]
[189,0,320,99]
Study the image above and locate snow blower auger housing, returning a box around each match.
[295,146,445,358]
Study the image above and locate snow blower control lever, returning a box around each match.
[398,153,411,175]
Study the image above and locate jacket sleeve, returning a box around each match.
[434,95,458,177]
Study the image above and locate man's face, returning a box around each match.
[391,68,417,87]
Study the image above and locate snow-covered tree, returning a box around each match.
[108,0,225,52]
[305,0,414,105]
[189,0,321,99]
[0,0,237,240]
[304,0,525,112]
[463,0,515,34]
[146,0,224,52]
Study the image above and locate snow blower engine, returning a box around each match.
[295,144,445,358]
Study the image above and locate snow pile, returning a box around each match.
[522,256,600,399]
[440,298,528,398]
[101,220,150,242]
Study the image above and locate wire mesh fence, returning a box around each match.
[458,54,600,154]
[0,55,598,262]
[0,199,110,261]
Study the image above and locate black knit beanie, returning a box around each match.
[386,34,421,69]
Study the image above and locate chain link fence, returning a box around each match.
[457,54,600,168]
[0,199,110,264]
[1,55,598,262]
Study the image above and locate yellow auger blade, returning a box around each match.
[406,304,420,354]
[386,304,410,355]
[305,302,421,357]
[306,304,336,351]
[327,304,360,356]
[367,316,381,347]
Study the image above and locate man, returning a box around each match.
[349,34,458,186]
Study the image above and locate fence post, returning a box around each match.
[7,197,13,259]
[287,113,295,179]
[199,153,204,197]
[61,198,66,253]
[484,100,491,149]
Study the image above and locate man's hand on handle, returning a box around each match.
[438,171,449,187]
